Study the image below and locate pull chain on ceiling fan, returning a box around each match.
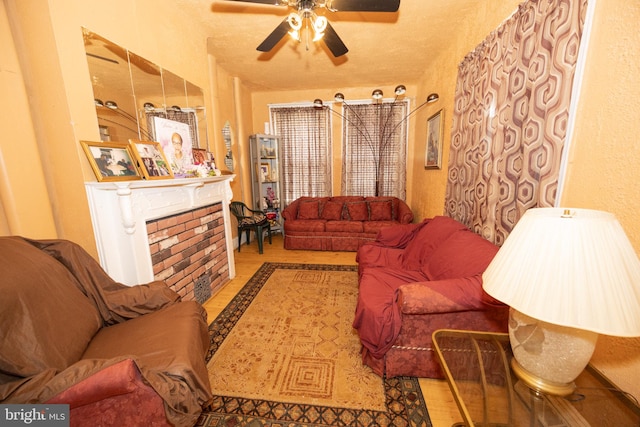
[224,0,401,57]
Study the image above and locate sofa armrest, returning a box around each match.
[282,199,299,221]
[396,199,414,224]
[101,281,181,323]
[46,359,151,408]
[397,276,506,314]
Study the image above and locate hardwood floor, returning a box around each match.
[202,234,461,427]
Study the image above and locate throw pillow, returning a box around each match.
[368,200,393,221]
[298,200,320,219]
[346,201,369,221]
[321,201,343,220]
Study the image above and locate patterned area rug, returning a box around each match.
[196,263,432,427]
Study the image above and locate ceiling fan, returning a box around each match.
[225,0,400,57]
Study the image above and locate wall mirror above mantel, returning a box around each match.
[83,28,207,149]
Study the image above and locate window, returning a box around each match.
[340,100,409,198]
[270,106,332,206]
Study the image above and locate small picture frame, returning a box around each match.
[425,109,444,170]
[81,140,141,182]
[260,163,271,182]
[192,148,207,165]
[129,140,174,180]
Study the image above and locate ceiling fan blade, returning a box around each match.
[323,22,348,57]
[328,0,400,12]
[257,19,291,52]
[225,0,282,4]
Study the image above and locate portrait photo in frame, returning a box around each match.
[153,116,193,174]
[192,148,207,165]
[129,140,174,180]
[260,163,271,182]
[425,109,444,169]
[81,141,141,182]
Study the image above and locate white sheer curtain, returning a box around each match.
[270,106,332,206]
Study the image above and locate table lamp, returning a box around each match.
[482,208,640,396]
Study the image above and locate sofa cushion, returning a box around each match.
[325,220,364,233]
[0,237,102,376]
[401,216,469,269]
[298,200,320,219]
[321,201,344,220]
[346,201,369,221]
[285,219,327,232]
[421,230,499,281]
[368,200,393,221]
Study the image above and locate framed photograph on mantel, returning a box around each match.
[129,140,174,180]
[81,140,141,182]
[425,109,444,169]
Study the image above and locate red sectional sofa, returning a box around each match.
[282,196,414,251]
[353,216,509,378]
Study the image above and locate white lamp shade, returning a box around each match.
[482,208,640,337]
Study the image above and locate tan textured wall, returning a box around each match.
[560,0,640,399]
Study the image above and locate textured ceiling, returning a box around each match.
[173,0,512,91]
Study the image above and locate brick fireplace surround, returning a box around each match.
[147,203,228,302]
[85,176,236,302]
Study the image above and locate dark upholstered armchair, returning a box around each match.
[0,236,212,427]
[230,201,272,254]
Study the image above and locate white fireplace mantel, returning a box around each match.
[85,175,236,286]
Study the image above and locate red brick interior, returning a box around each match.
[146,203,229,301]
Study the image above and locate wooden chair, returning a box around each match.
[229,201,272,254]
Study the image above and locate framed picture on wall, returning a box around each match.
[81,141,141,182]
[425,109,444,169]
[129,140,174,180]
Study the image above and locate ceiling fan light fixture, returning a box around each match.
[394,85,406,96]
[287,12,302,30]
[312,15,327,42]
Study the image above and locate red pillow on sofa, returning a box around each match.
[298,200,320,219]
[368,200,393,221]
[321,201,343,220]
[346,201,369,221]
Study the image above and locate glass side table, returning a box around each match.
[432,329,640,427]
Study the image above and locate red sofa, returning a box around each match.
[353,216,509,378]
[282,196,414,251]
[0,236,212,427]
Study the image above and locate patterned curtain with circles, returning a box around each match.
[444,0,588,246]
